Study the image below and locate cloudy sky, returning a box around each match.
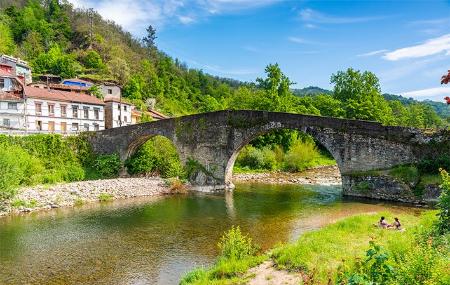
[69,0,450,102]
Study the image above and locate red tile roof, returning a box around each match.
[148,109,169,119]
[0,92,23,101]
[24,86,104,105]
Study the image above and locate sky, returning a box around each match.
[69,0,450,102]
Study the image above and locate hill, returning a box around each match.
[0,1,445,128]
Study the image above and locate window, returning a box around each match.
[117,115,120,121]
[36,120,42,131]
[124,116,127,123]
[0,78,4,89]
[72,106,78,118]
[93,123,99,131]
[48,121,55,132]
[61,122,67,133]
[35,103,42,115]
[84,123,89,131]
[3,118,10,127]
[83,107,89,119]
[108,89,112,94]
[7,102,17,110]
[48,104,55,116]
[94,108,99,120]
[124,105,127,111]
[72,123,79,131]
[117,104,120,110]
[61,105,67,117]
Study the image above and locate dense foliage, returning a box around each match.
[0,134,121,205]
[125,136,184,178]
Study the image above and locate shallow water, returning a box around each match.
[0,183,423,285]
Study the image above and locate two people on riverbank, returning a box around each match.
[376,216,403,230]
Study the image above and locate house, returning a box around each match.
[100,82,121,100]
[0,55,32,84]
[24,86,105,133]
[104,97,133,128]
[0,71,26,130]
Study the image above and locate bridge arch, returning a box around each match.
[223,125,343,187]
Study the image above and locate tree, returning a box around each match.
[0,18,15,54]
[331,68,394,124]
[256,63,295,112]
[441,70,450,84]
[142,25,157,49]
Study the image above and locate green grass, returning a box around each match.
[98,193,114,202]
[389,165,419,184]
[271,211,445,283]
[10,198,38,208]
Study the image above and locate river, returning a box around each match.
[0,183,423,285]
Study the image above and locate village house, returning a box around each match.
[24,86,105,133]
[0,71,26,130]
[0,54,32,84]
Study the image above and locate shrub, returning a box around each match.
[389,165,419,184]
[283,139,320,172]
[235,145,277,170]
[126,136,183,178]
[0,144,44,200]
[218,226,259,260]
[436,169,450,234]
[98,193,114,202]
[94,154,121,178]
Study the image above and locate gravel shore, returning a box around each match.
[233,165,341,186]
[1,177,171,216]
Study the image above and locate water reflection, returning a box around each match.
[0,183,423,285]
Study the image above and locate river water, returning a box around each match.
[0,183,423,285]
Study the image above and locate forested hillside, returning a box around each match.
[0,0,446,129]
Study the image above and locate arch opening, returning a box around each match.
[225,128,342,186]
[124,135,184,178]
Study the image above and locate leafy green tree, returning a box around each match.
[331,68,394,124]
[82,50,104,69]
[312,94,346,118]
[0,17,16,54]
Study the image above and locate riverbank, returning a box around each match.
[233,165,341,186]
[0,177,171,216]
[181,211,450,285]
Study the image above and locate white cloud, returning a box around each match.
[383,34,450,61]
[357,49,388,57]
[178,15,195,24]
[68,0,280,33]
[400,86,450,101]
[299,8,385,24]
[288,37,316,44]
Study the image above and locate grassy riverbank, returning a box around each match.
[181,211,449,285]
[181,173,450,285]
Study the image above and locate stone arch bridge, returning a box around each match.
[87,110,448,201]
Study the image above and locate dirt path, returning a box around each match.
[246,260,302,285]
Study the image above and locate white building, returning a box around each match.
[104,98,133,129]
[0,55,32,85]
[24,86,105,133]
[0,72,26,130]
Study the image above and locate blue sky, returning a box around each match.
[70,0,450,102]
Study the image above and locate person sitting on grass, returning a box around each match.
[377,216,389,228]
[390,217,402,230]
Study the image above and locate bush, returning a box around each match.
[94,154,121,178]
[218,226,259,260]
[436,169,450,234]
[389,165,419,184]
[0,144,44,200]
[235,145,277,170]
[126,136,183,178]
[283,139,320,172]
